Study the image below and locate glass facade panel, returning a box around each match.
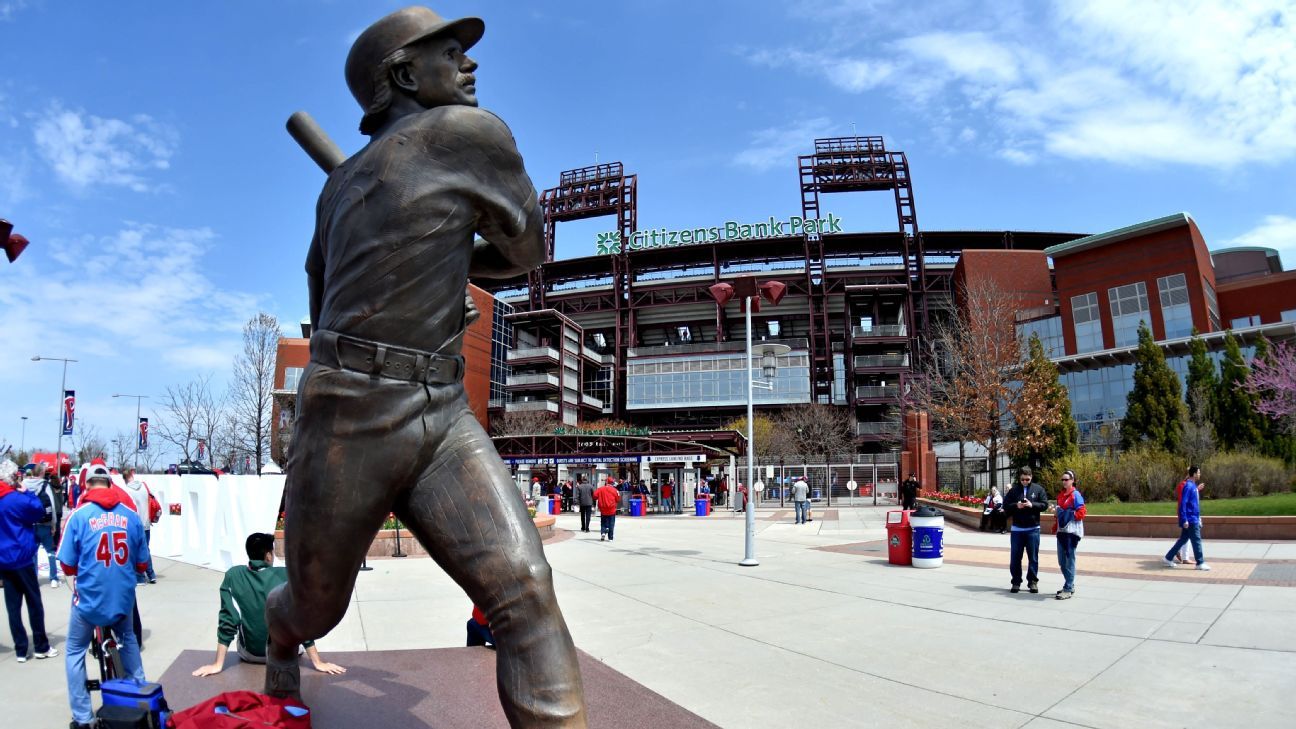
[832,353,846,403]
[1108,282,1150,347]
[490,298,514,406]
[626,351,812,409]
[1283,310,1296,323]
[1071,292,1103,353]
[1017,316,1063,357]
[1203,277,1221,330]
[282,367,303,391]
[1157,274,1193,339]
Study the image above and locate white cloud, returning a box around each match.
[749,0,1296,169]
[0,224,260,383]
[733,117,838,171]
[1219,215,1296,271]
[33,104,179,193]
[0,1,28,22]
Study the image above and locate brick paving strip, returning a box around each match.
[816,540,1296,587]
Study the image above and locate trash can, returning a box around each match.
[911,506,945,568]
[694,498,708,516]
[886,510,912,566]
[548,497,559,515]
[629,498,644,517]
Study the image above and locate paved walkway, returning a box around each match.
[4,505,1294,728]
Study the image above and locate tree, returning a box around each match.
[1121,322,1186,452]
[490,410,559,436]
[724,413,792,460]
[72,424,107,465]
[1244,336,1296,462]
[154,374,221,467]
[1215,331,1263,450]
[109,431,136,471]
[1009,334,1078,473]
[230,313,280,475]
[1184,330,1219,425]
[775,404,854,462]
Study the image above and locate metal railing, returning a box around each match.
[507,346,560,362]
[852,325,906,338]
[855,385,899,400]
[581,393,604,409]
[506,373,560,388]
[505,400,559,414]
[854,422,896,435]
[627,338,808,359]
[853,354,908,369]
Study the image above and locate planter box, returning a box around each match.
[274,514,559,561]
[916,498,1296,540]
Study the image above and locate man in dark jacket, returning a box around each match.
[1003,466,1049,594]
[574,477,595,533]
[900,473,920,510]
[0,472,56,662]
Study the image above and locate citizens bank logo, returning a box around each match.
[595,213,844,255]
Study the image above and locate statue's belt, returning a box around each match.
[311,329,464,385]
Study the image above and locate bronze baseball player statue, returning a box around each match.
[265,7,588,726]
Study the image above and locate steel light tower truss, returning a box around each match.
[798,136,928,398]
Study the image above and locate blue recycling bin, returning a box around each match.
[629,498,644,517]
[694,498,708,516]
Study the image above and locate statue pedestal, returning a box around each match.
[159,647,716,728]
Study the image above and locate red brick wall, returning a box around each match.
[952,250,1054,313]
[1053,219,1217,354]
[463,285,494,430]
[1218,271,1296,326]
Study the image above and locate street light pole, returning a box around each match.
[112,394,149,471]
[33,355,76,474]
[19,416,27,456]
[741,295,758,566]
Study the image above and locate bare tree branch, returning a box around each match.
[229,313,280,475]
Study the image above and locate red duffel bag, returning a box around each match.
[167,690,311,729]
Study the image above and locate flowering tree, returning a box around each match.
[1243,338,1296,436]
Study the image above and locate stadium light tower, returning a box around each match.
[708,276,787,567]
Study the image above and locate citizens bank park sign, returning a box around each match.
[595,213,844,255]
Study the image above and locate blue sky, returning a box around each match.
[2,0,1295,459]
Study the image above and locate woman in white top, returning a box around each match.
[980,486,1005,532]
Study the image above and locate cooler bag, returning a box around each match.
[167,690,311,729]
[102,679,170,727]
[96,704,152,729]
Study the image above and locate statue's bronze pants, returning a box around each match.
[267,361,587,727]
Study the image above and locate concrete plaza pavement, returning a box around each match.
[3,505,1294,728]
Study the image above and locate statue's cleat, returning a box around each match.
[265,653,302,702]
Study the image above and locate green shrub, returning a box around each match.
[1201,451,1292,498]
[1042,448,1178,502]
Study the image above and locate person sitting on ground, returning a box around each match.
[466,604,495,648]
[980,486,1004,532]
[193,533,346,677]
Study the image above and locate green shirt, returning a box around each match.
[216,560,313,656]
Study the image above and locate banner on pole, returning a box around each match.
[62,390,75,435]
[138,418,149,450]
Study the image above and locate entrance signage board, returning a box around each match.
[595,213,844,254]
[642,454,706,464]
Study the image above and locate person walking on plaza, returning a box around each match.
[574,476,595,533]
[660,479,674,514]
[1052,470,1086,600]
[57,464,145,729]
[1,461,56,663]
[193,533,345,677]
[1164,466,1211,571]
[120,469,159,584]
[1003,466,1049,593]
[24,464,62,587]
[901,472,919,511]
[594,477,619,542]
[791,477,810,524]
[561,480,573,513]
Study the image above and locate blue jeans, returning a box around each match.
[66,608,145,724]
[794,501,809,523]
[1,564,49,656]
[34,523,59,581]
[137,530,156,583]
[600,514,616,540]
[1009,529,1040,586]
[1056,533,1081,591]
[1166,523,1204,565]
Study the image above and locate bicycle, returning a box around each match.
[85,624,125,692]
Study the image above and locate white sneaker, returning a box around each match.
[1196,563,1211,571]
[35,647,58,659]
[15,655,27,663]
[50,579,59,588]
[1162,557,1176,568]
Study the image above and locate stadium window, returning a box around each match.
[1231,315,1261,328]
[1283,310,1296,323]
[592,332,607,349]
[1071,292,1104,353]
[768,320,781,337]
[283,367,304,391]
[1157,274,1193,339]
[677,326,692,343]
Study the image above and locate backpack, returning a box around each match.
[35,481,54,523]
[145,484,162,524]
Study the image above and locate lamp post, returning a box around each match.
[708,276,786,567]
[113,393,149,471]
[32,355,76,475]
[19,416,27,456]
[889,446,899,505]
